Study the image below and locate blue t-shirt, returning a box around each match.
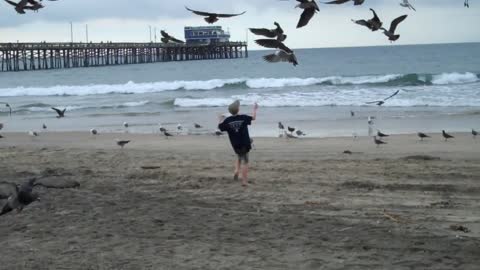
[218,114,253,150]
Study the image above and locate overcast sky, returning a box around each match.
[0,0,479,49]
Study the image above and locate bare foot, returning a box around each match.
[233,173,239,181]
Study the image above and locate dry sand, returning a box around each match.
[0,132,479,269]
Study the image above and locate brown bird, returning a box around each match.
[250,22,287,42]
[323,0,365,5]
[380,15,408,42]
[161,30,184,44]
[255,39,298,66]
[352,8,382,31]
[296,0,320,28]
[185,6,246,24]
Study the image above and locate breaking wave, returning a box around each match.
[0,72,478,97]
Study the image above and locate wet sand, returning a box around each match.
[1,132,479,269]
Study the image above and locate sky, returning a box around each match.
[0,0,479,49]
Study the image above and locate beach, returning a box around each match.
[1,132,479,269]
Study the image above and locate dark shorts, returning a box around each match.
[234,146,250,163]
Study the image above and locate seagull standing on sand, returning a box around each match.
[295,0,320,29]
[194,123,203,129]
[28,131,39,137]
[1,178,39,216]
[116,140,130,149]
[373,136,387,147]
[471,129,477,139]
[123,122,129,128]
[42,123,47,130]
[377,130,389,138]
[296,130,307,136]
[442,130,454,141]
[51,107,66,118]
[90,129,98,135]
[350,111,355,117]
[399,0,416,11]
[159,126,167,133]
[163,131,174,139]
[417,132,430,141]
[278,122,285,137]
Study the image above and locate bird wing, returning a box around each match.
[352,19,369,28]
[4,0,18,7]
[263,53,284,63]
[249,28,276,38]
[255,39,292,53]
[323,0,351,4]
[216,11,246,18]
[365,100,383,104]
[185,6,215,17]
[296,0,310,3]
[370,8,381,22]
[389,15,407,34]
[51,107,62,115]
[408,3,416,11]
[383,90,400,101]
[160,30,170,39]
[297,8,316,28]
[170,36,185,43]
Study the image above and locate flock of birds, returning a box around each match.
[3,0,474,66]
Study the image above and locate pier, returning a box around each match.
[0,42,248,72]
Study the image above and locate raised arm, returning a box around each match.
[252,103,258,121]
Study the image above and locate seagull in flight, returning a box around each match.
[51,107,66,118]
[250,22,287,42]
[255,39,298,66]
[185,6,246,24]
[366,90,401,106]
[399,0,416,11]
[161,30,184,44]
[323,0,365,6]
[380,15,408,42]
[352,8,382,31]
[295,0,320,28]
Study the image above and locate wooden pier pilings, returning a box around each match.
[0,42,248,72]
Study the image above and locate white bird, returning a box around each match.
[28,131,39,137]
[177,124,183,131]
[399,0,416,11]
[123,122,129,128]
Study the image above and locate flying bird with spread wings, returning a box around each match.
[185,6,246,24]
[352,8,382,31]
[255,39,298,66]
[380,15,408,42]
[295,0,320,29]
[366,90,401,106]
[161,31,184,44]
[323,0,365,5]
[399,0,416,11]
[250,22,287,42]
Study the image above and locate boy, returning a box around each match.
[218,100,258,187]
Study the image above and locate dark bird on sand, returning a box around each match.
[161,30,184,44]
[380,15,408,42]
[185,6,246,24]
[377,130,389,138]
[0,102,12,116]
[288,126,296,133]
[278,122,285,130]
[442,130,454,141]
[295,0,320,28]
[163,131,174,139]
[472,129,478,139]
[0,123,3,130]
[366,90,400,106]
[116,140,130,148]
[417,132,430,141]
[214,130,224,137]
[90,128,98,135]
[350,111,355,117]
[159,126,167,133]
[28,130,39,137]
[323,0,365,5]
[194,123,203,129]
[255,39,298,66]
[42,123,47,130]
[352,8,382,31]
[0,134,3,139]
[373,136,387,147]
[250,22,287,42]
[296,130,307,136]
[1,178,39,216]
[51,107,66,118]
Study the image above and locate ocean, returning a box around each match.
[0,42,479,137]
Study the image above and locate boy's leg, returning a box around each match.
[234,158,241,181]
[240,153,249,186]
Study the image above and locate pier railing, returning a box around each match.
[0,41,248,72]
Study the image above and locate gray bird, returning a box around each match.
[255,39,298,66]
[417,132,430,141]
[442,130,454,141]
[323,0,365,5]
[194,123,203,129]
[366,90,400,106]
[1,178,39,216]
[42,123,47,130]
[161,30,185,44]
[352,8,382,31]
[163,131,174,139]
[185,6,246,24]
[296,130,307,136]
[472,129,478,139]
[399,0,416,11]
[380,15,408,42]
[377,130,389,138]
[278,122,285,130]
[116,140,130,148]
[4,0,44,14]
[250,22,287,42]
[373,136,387,147]
[464,0,469,8]
[90,129,98,135]
[295,0,320,28]
[51,107,66,118]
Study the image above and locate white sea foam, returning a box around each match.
[0,72,478,97]
[431,72,479,85]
